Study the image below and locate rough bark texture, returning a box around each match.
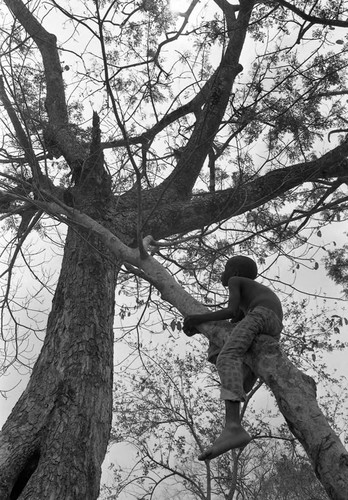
[0,74,118,497]
[0,227,118,499]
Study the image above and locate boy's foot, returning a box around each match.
[198,424,251,461]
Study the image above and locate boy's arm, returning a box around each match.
[183,309,235,337]
[183,278,242,335]
[184,308,236,326]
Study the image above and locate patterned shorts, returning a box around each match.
[216,306,282,402]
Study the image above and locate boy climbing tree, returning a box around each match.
[183,256,283,460]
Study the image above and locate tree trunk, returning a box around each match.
[0,226,118,499]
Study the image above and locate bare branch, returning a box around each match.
[213,0,239,30]
[276,0,348,27]
[4,0,67,125]
[4,0,84,169]
[142,139,348,239]
[317,89,348,98]
[153,0,255,200]
[101,74,217,151]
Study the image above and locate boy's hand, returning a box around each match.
[183,315,201,337]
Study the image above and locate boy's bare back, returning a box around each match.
[227,277,283,321]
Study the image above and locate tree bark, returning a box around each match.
[0,227,118,499]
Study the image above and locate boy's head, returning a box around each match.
[221,256,258,286]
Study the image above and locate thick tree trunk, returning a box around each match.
[0,226,118,499]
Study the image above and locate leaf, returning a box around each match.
[170,319,176,331]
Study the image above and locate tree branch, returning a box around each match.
[141,138,348,239]
[4,0,85,170]
[101,72,219,151]
[213,0,239,30]
[151,0,255,201]
[317,89,348,98]
[276,0,348,27]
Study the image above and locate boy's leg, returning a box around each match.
[216,315,258,401]
[198,316,259,461]
[198,400,251,461]
[243,364,258,394]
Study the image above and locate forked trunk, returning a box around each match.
[0,226,118,499]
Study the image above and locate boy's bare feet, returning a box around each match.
[198,424,251,461]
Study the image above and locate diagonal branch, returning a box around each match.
[155,0,255,200]
[4,0,84,169]
[142,138,348,239]
[276,0,348,27]
[101,73,219,150]
[4,0,67,126]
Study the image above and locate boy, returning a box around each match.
[183,255,283,461]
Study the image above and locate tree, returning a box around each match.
[1,0,348,498]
